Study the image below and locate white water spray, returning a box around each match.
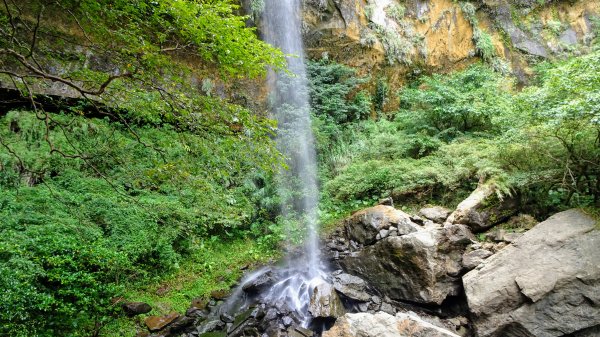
[260,0,326,325]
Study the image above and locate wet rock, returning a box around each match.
[308,280,345,319]
[288,326,314,337]
[226,308,261,337]
[419,206,452,224]
[282,316,294,327]
[145,312,180,332]
[446,184,519,232]
[196,320,225,335]
[264,307,278,321]
[197,332,226,337]
[343,205,418,245]
[219,313,234,323]
[168,316,196,334]
[122,302,152,316]
[242,269,275,294]
[322,311,460,337]
[463,209,600,337]
[462,249,493,271]
[332,273,370,302]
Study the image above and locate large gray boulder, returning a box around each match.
[419,206,452,223]
[308,280,346,319]
[339,223,474,305]
[446,184,519,232]
[463,209,600,337]
[322,311,460,337]
[343,205,419,245]
[332,272,371,302]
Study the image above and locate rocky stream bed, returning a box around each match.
[128,186,600,337]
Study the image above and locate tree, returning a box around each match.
[0,0,284,122]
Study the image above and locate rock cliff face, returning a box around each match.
[297,0,599,107]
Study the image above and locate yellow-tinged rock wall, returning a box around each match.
[298,0,598,111]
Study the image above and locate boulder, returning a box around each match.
[338,223,473,305]
[322,311,460,337]
[242,269,275,294]
[122,302,152,316]
[308,280,345,319]
[462,249,493,271]
[343,205,419,245]
[145,312,180,332]
[332,273,371,302]
[419,206,452,223]
[446,184,519,232]
[463,209,600,337]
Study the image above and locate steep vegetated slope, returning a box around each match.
[0,0,599,336]
[0,1,286,336]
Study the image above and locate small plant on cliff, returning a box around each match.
[360,30,379,47]
[545,20,564,36]
[474,29,496,61]
[459,1,496,62]
[385,4,406,23]
[370,23,414,65]
[365,4,377,21]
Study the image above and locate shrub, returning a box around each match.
[398,64,512,136]
[0,109,280,335]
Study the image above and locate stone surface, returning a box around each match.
[332,272,371,302]
[463,209,600,337]
[322,311,460,337]
[446,184,519,232]
[490,229,523,243]
[339,223,472,305]
[343,205,418,245]
[308,280,346,319]
[462,249,493,271]
[242,269,275,294]
[559,28,578,45]
[122,302,152,316]
[419,206,452,223]
[145,312,180,332]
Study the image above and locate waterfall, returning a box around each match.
[260,0,326,325]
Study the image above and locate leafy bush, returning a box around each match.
[498,49,600,208]
[385,4,406,22]
[307,59,372,124]
[0,109,280,336]
[473,29,496,61]
[319,49,600,219]
[398,64,512,137]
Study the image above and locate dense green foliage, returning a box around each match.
[0,0,285,130]
[0,109,282,336]
[0,1,289,335]
[1,2,598,335]
[314,50,600,218]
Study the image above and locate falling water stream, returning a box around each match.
[260,0,327,324]
[209,1,329,332]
